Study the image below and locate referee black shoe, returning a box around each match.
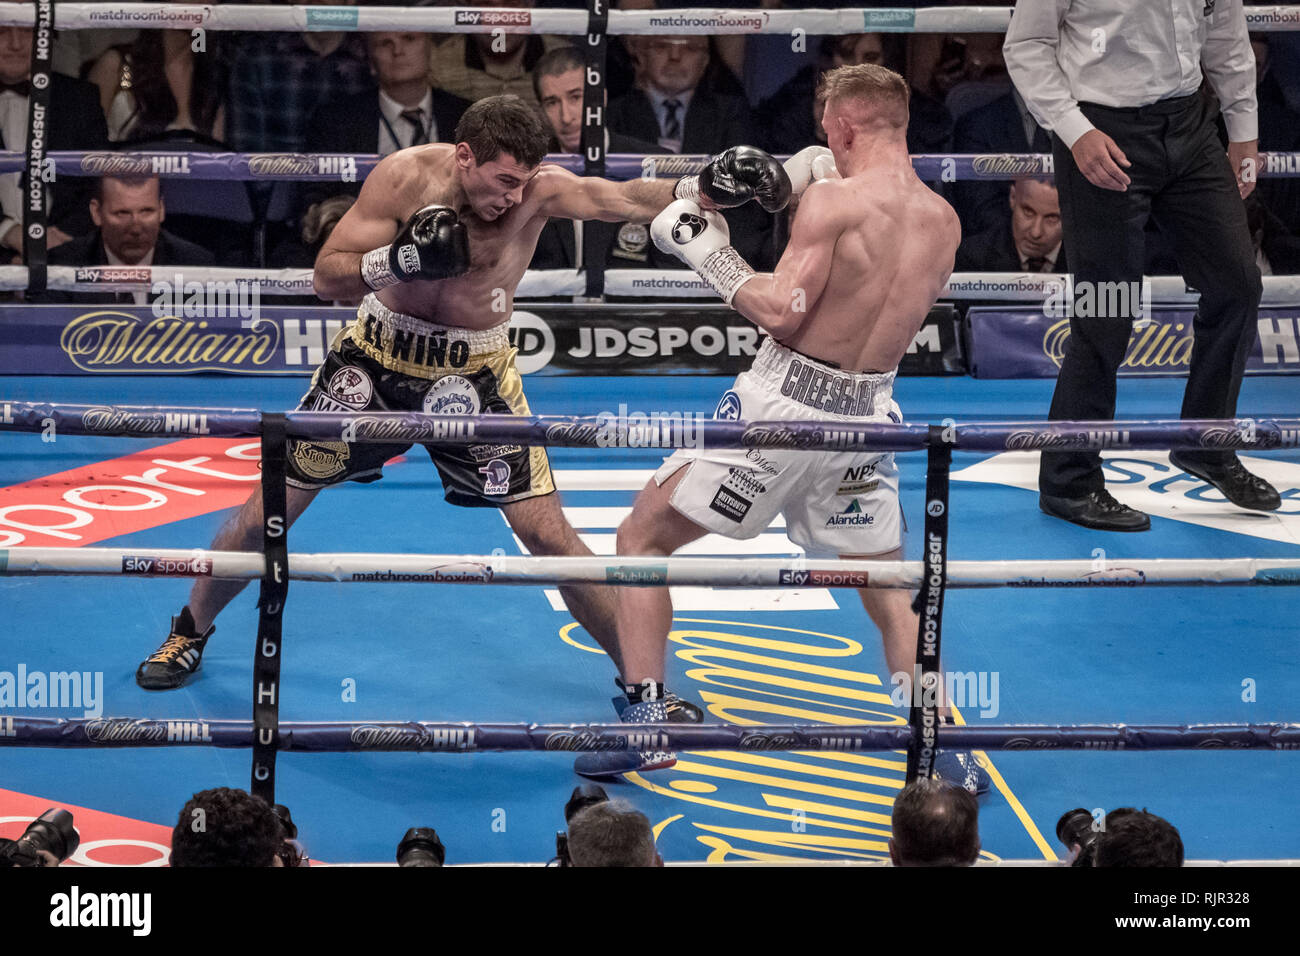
[1039,490,1150,532]
[1169,452,1281,512]
[136,607,214,690]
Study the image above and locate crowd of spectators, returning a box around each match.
[0,0,1293,292]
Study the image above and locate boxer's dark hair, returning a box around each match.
[455,94,550,168]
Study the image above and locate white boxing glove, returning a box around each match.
[782,145,839,197]
[651,199,756,305]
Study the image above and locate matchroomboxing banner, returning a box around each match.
[965,306,1300,378]
[0,303,965,377]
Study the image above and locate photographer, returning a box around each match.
[0,809,79,867]
[169,787,302,868]
[1060,807,1184,867]
[566,799,662,868]
[889,777,981,867]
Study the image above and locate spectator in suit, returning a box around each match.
[47,175,215,305]
[608,35,754,153]
[1253,34,1300,236]
[529,45,672,273]
[0,26,108,257]
[952,89,1052,236]
[608,34,773,266]
[277,32,473,271]
[426,0,564,104]
[225,2,372,153]
[955,177,1066,273]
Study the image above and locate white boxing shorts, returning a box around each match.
[655,338,903,556]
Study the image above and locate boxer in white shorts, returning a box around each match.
[577,63,990,794]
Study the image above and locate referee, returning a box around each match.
[1004,0,1281,531]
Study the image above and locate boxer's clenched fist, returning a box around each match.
[361,205,471,291]
[783,145,839,197]
[674,146,793,213]
[652,199,756,305]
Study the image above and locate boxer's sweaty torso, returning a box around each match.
[371,144,560,328]
[781,167,959,374]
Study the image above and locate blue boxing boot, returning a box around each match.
[576,680,677,779]
[933,750,991,796]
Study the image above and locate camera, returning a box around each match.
[0,809,80,867]
[1056,807,1102,867]
[396,827,445,867]
[272,803,309,867]
[552,784,609,867]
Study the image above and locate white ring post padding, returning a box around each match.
[21,5,1300,34]
[2,547,1297,587]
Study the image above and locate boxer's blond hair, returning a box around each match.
[816,63,910,131]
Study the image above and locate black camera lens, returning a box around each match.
[1056,808,1094,848]
[272,804,298,840]
[19,809,79,865]
[564,784,609,824]
[396,827,445,867]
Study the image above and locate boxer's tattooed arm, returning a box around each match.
[536,166,678,224]
[731,182,841,338]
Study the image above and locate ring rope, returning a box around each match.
[3,718,1298,752]
[8,4,1300,35]
[3,548,1297,588]
[2,402,1296,452]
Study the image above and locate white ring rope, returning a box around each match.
[2,547,1297,588]
[6,264,1299,305]
[8,4,1300,35]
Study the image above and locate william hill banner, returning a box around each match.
[966,305,1300,378]
[0,303,964,377]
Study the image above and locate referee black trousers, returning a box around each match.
[1040,92,1263,498]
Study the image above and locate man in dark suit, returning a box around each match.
[301,32,471,208]
[287,31,473,266]
[608,35,753,154]
[528,45,672,273]
[0,26,108,257]
[955,177,1067,273]
[48,175,214,304]
[952,90,1052,237]
[608,35,772,266]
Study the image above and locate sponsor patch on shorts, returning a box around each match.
[715,390,742,420]
[836,461,880,495]
[424,374,482,415]
[825,498,874,527]
[709,486,752,523]
[314,365,373,412]
[292,440,351,481]
[478,458,511,495]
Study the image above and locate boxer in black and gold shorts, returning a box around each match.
[286,294,554,507]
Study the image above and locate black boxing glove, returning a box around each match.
[360,205,470,290]
[674,146,793,213]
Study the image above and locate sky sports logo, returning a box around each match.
[122,555,212,576]
[455,10,532,25]
[778,569,868,587]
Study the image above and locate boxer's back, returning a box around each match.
[781,167,959,374]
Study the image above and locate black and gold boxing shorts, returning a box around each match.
[285,294,555,507]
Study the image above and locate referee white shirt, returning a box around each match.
[1003,0,1257,148]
